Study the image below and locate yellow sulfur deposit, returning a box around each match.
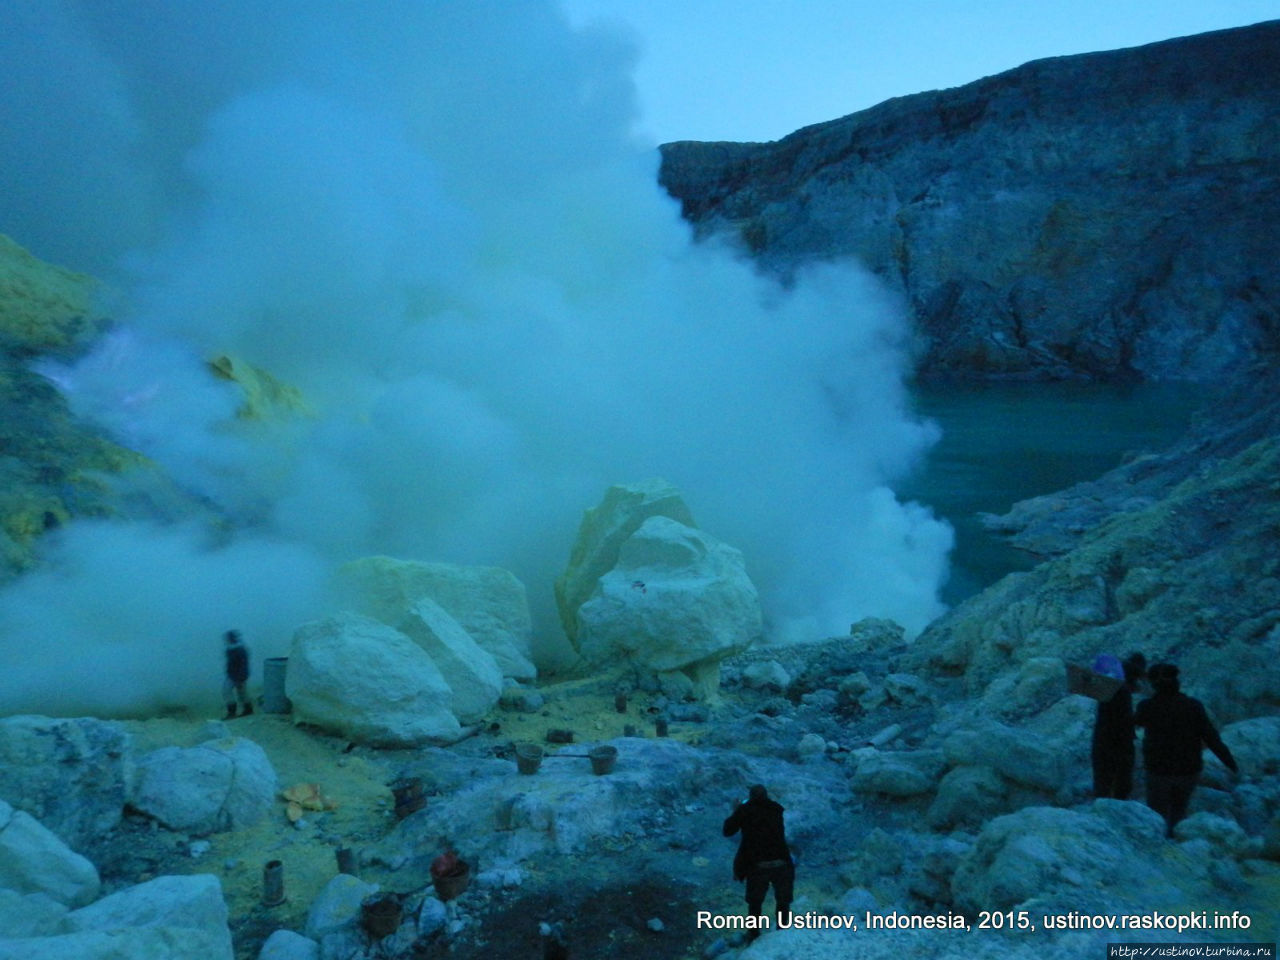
[207,353,313,420]
[0,234,100,352]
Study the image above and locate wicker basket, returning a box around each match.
[432,861,471,902]
[1066,663,1123,701]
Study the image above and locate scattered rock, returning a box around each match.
[498,684,544,713]
[927,766,1008,829]
[943,721,1064,793]
[304,874,379,941]
[0,799,99,908]
[258,928,320,960]
[1222,716,1280,777]
[795,734,827,762]
[850,752,936,797]
[742,661,791,692]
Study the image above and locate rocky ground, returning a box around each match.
[6,615,1274,960]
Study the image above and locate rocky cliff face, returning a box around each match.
[659,22,1280,383]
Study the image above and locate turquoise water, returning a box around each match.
[900,382,1207,606]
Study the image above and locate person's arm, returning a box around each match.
[1198,706,1238,773]
[723,802,744,837]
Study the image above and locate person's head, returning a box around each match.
[748,784,768,803]
[225,629,241,645]
[1123,652,1147,683]
[1148,662,1179,694]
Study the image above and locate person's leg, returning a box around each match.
[772,863,795,928]
[1145,773,1174,835]
[744,871,768,941]
[222,678,238,719]
[236,682,252,715]
[1115,749,1135,801]
[1092,746,1110,797]
[1165,775,1197,834]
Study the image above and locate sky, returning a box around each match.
[561,0,1280,143]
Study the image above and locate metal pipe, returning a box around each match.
[336,847,358,876]
[262,860,285,906]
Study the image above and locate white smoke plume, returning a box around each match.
[0,1,951,716]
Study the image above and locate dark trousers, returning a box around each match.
[745,861,794,929]
[1092,745,1135,799]
[1146,772,1198,837]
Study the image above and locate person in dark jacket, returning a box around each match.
[1092,652,1146,799]
[223,629,252,719]
[1134,662,1237,837]
[722,784,793,938]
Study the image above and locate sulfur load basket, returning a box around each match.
[432,860,471,902]
[390,777,425,819]
[588,745,617,775]
[361,893,403,939]
[515,742,544,775]
[1066,662,1123,701]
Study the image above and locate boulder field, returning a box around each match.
[0,623,1275,959]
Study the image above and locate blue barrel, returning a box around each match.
[263,657,291,714]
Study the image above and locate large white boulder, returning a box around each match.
[0,874,233,960]
[0,889,67,939]
[0,716,132,852]
[258,929,320,960]
[339,557,537,680]
[555,479,696,642]
[951,802,1170,916]
[64,874,229,937]
[1222,715,1280,777]
[286,614,461,747]
[398,599,502,724]
[129,738,277,836]
[574,516,762,685]
[943,720,1065,793]
[850,752,939,797]
[926,765,1008,829]
[0,800,99,908]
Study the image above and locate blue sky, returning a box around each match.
[562,0,1280,143]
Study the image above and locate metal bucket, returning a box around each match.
[391,777,425,819]
[361,893,403,939]
[262,657,291,714]
[515,742,543,775]
[589,745,617,775]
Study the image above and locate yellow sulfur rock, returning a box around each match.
[208,354,313,420]
[0,234,99,351]
[281,781,338,814]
